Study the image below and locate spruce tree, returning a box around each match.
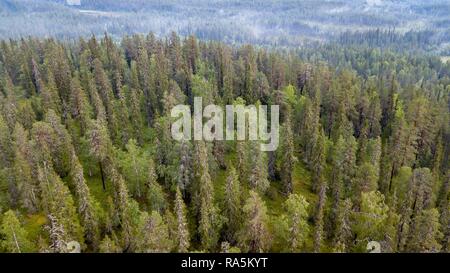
[174,187,190,252]
[313,180,327,252]
[177,140,192,197]
[280,113,296,195]
[283,194,310,252]
[311,127,326,193]
[248,141,270,194]
[238,190,271,253]
[139,211,173,253]
[352,191,391,251]
[69,74,92,135]
[0,210,34,253]
[12,123,38,212]
[88,120,111,190]
[69,153,100,248]
[406,208,443,252]
[223,165,242,242]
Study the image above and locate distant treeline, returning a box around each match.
[0,0,448,52]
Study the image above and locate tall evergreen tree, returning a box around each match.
[88,120,111,190]
[12,123,38,212]
[192,141,223,250]
[238,190,271,253]
[311,127,326,193]
[283,194,310,252]
[280,113,296,195]
[0,210,34,253]
[406,208,443,252]
[248,141,270,194]
[174,187,190,253]
[139,211,173,253]
[223,165,242,242]
[313,179,327,252]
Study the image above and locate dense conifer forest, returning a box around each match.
[0,31,448,253]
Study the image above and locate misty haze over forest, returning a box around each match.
[0,0,449,53]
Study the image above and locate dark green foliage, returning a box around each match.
[0,32,447,253]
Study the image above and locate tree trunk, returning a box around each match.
[99,162,106,191]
